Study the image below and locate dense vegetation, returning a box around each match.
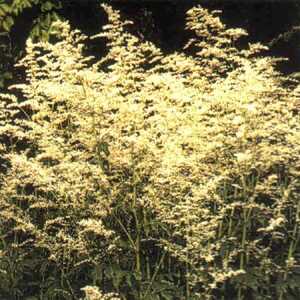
[1,3,300,300]
[1,0,300,89]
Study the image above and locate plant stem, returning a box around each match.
[143,251,166,299]
[279,195,300,300]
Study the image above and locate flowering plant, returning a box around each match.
[0,5,299,300]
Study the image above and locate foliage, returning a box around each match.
[0,0,60,35]
[0,31,13,88]
[1,4,300,300]
[0,0,62,89]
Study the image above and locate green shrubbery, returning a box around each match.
[0,5,300,300]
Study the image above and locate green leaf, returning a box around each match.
[161,291,174,300]
[125,273,133,288]
[41,1,54,12]
[30,24,40,39]
[0,7,6,17]
[11,0,31,15]
[97,141,110,156]
[3,71,12,80]
[0,3,11,13]
[0,78,4,89]
[2,16,14,31]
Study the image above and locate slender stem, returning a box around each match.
[238,205,248,300]
[131,160,142,299]
[186,260,190,300]
[185,225,191,300]
[143,251,166,299]
[114,214,136,250]
[279,196,300,300]
[143,211,151,282]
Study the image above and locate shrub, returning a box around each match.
[0,4,300,300]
